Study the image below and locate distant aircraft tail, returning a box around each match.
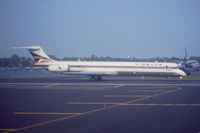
[14,46,54,65]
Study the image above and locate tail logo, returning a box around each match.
[14,46,54,64]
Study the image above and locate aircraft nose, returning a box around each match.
[180,68,190,76]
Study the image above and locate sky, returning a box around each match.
[0,0,200,58]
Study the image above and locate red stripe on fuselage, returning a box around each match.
[38,60,51,63]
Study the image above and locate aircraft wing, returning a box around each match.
[61,71,117,76]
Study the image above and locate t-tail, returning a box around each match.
[14,46,54,65]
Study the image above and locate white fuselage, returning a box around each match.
[36,60,187,77]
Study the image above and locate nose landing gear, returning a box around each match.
[179,76,183,80]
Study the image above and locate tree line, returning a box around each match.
[0,54,200,68]
[0,54,33,68]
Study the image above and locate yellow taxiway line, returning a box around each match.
[127,103,200,106]
[0,129,16,131]
[13,112,82,115]
[129,90,165,92]
[138,86,175,89]
[6,87,182,133]
[67,102,200,107]
[114,84,126,88]
[67,102,125,105]
[103,95,151,98]
[43,83,58,88]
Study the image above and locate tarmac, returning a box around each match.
[0,73,200,133]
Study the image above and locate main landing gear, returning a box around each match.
[90,76,102,81]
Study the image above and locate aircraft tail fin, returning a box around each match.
[14,46,54,64]
[184,48,187,61]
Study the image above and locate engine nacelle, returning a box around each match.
[48,65,69,72]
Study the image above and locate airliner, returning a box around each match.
[181,48,200,70]
[18,46,190,80]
